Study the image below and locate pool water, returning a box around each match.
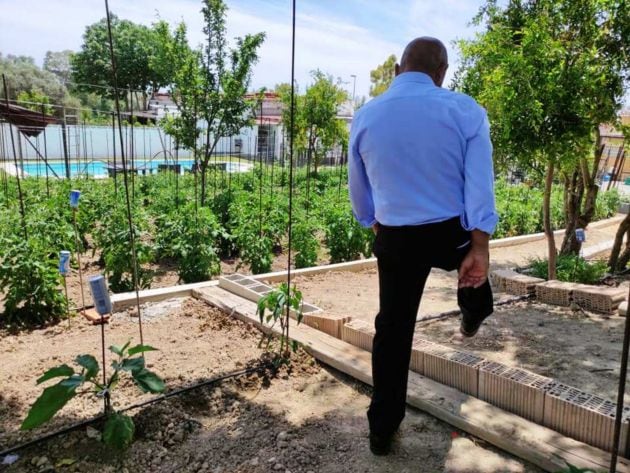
[20,160,252,177]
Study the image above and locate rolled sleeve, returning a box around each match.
[348,124,376,228]
[462,112,498,235]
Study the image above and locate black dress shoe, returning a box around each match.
[369,432,393,456]
[460,312,485,337]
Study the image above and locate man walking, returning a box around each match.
[349,37,498,456]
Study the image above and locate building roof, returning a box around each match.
[0,101,60,137]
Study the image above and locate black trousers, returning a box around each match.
[368,217,493,436]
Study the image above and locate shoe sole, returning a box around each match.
[460,325,479,338]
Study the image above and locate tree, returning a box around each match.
[16,90,53,115]
[197,0,265,205]
[43,50,74,85]
[455,0,630,278]
[278,70,349,175]
[369,54,396,97]
[71,16,177,109]
[0,54,66,105]
[161,0,265,206]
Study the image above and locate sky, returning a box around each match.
[0,0,485,99]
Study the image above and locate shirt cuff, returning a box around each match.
[461,213,498,235]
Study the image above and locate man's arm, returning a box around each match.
[459,230,489,288]
[348,123,377,228]
[459,110,498,288]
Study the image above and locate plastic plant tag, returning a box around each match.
[88,275,112,315]
[59,251,71,276]
[69,190,81,208]
[575,228,586,243]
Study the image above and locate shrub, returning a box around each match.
[292,222,319,269]
[95,206,154,293]
[594,188,621,220]
[529,254,607,284]
[325,208,372,263]
[0,236,66,327]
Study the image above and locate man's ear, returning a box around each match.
[395,63,401,76]
[435,63,448,87]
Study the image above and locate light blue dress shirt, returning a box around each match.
[349,72,498,235]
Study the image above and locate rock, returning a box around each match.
[35,456,49,467]
[277,431,288,441]
[173,430,185,442]
[278,441,289,448]
[86,426,101,440]
[250,458,259,466]
[268,457,277,463]
[274,463,284,471]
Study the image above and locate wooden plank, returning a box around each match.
[192,286,630,473]
[111,280,218,311]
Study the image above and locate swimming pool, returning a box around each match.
[20,160,252,177]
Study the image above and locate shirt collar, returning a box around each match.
[390,71,436,88]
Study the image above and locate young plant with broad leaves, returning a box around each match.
[22,341,165,450]
[257,283,303,364]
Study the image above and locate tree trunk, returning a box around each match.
[544,161,558,280]
[617,228,630,270]
[608,212,630,271]
[200,164,207,207]
[560,129,604,255]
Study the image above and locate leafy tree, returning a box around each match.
[0,54,66,105]
[16,90,53,115]
[455,0,630,277]
[278,70,349,175]
[43,50,74,85]
[71,16,176,109]
[197,0,265,206]
[163,0,265,207]
[369,54,396,97]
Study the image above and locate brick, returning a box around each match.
[543,381,630,455]
[341,319,375,352]
[572,285,627,315]
[478,361,552,424]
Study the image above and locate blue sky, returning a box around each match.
[0,0,485,98]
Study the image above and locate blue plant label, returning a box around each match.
[88,275,112,315]
[575,228,586,243]
[59,251,71,276]
[69,190,81,208]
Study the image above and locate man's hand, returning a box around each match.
[372,222,380,235]
[458,230,490,289]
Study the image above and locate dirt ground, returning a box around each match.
[59,242,331,314]
[0,298,543,473]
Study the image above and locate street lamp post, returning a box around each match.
[350,74,357,105]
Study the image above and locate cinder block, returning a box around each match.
[572,285,627,315]
[302,312,351,339]
[478,361,552,424]
[409,337,437,375]
[543,381,630,454]
[490,269,544,295]
[421,343,485,396]
[341,320,375,352]
[535,280,586,307]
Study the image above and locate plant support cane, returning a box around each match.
[59,251,71,318]
[88,274,113,413]
[70,190,87,317]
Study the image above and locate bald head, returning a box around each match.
[396,37,448,86]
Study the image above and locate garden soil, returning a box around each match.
[291,218,627,403]
[0,298,542,473]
